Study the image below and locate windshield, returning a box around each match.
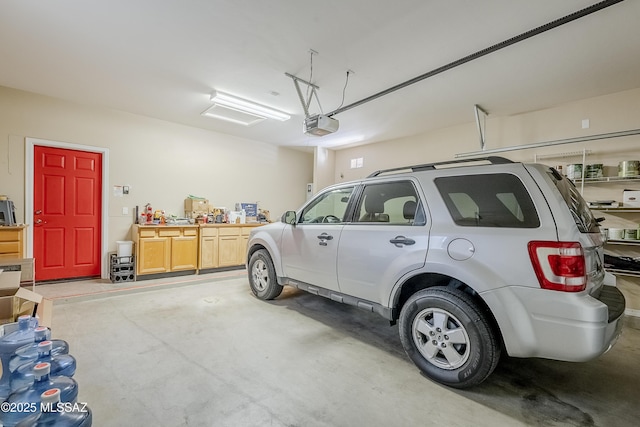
[548,168,599,233]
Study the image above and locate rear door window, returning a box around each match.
[354,181,426,225]
[435,174,539,228]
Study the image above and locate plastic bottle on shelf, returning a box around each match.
[9,327,69,372]
[0,316,40,399]
[14,388,93,427]
[0,363,79,427]
[10,341,77,392]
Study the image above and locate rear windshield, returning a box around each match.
[547,168,599,233]
[435,173,540,228]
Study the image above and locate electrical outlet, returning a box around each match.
[582,119,590,129]
[122,207,129,215]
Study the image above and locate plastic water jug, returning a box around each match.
[10,341,77,392]
[10,327,69,372]
[0,316,39,399]
[0,363,79,427]
[14,388,92,427]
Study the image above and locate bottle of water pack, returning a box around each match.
[15,388,92,427]
[11,341,77,392]
[0,363,79,427]
[0,316,40,399]
[10,327,69,372]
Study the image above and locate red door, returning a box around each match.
[33,146,102,281]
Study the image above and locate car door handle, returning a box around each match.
[390,236,415,247]
[317,233,333,246]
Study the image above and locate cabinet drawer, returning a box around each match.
[219,227,240,236]
[139,229,157,238]
[201,227,218,237]
[0,230,21,242]
[158,229,181,237]
[241,227,257,236]
[0,241,19,254]
[183,228,198,236]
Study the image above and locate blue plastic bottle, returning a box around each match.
[0,316,40,399]
[10,327,69,372]
[14,388,92,427]
[0,363,79,427]
[10,341,77,392]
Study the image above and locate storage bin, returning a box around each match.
[116,241,133,257]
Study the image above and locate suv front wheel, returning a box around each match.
[398,287,500,388]
[248,249,283,300]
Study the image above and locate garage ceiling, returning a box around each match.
[1,0,639,150]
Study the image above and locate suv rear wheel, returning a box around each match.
[398,287,500,388]
[248,249,283,300]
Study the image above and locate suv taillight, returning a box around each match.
[527,241,586,292]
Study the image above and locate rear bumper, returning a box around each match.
[482,284,626,361]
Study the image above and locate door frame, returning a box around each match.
[25,138,110,279]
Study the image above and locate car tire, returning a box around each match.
[398,287,500,388]
[248,249,283,300]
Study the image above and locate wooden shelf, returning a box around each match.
[606,239,640,246]
[591,207,640,213]
[576,175,640,184]
[607,268,640,278]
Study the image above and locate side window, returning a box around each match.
[435,173,539,228]
[299,187,354,224]
[355,181,425,225]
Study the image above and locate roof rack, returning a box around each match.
[367,156,513,178]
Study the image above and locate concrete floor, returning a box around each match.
[37,272,639,427]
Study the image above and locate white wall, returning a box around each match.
[0,86,313,258]
[332,87,640,182]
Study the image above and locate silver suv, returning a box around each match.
[246,157,626,388]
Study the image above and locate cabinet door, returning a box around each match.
[138,237,171,275]
[200,236,219,269]
[218,235,241,267]
[171,236,198,271]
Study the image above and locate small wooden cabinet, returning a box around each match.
[198,224,262,271]
[199,226,219,269]
[132,225,199,277]
[0,226,27,259]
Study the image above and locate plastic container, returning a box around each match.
[0,363,78,427]
[116,240,133,257]
[0,316,40,399]
[15,388,92,427]
[10,341,76,392]
[10,328,69,373]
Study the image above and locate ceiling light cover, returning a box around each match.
[209,90,291,121]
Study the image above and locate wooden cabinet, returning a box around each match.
[218,227,242,267]
[199,227,219,269]
[198,224,262,271]
[132,223,262,277]
[0,226,27,259]
[132,225,199,277]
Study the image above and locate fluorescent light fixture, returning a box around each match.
[204,90,291,124]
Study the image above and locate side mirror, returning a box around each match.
[282,211,297,225]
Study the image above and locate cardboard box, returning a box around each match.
[0,258,35,286]
[184,198,209,212]
[623,190,640,207]
[0,270,53,327]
